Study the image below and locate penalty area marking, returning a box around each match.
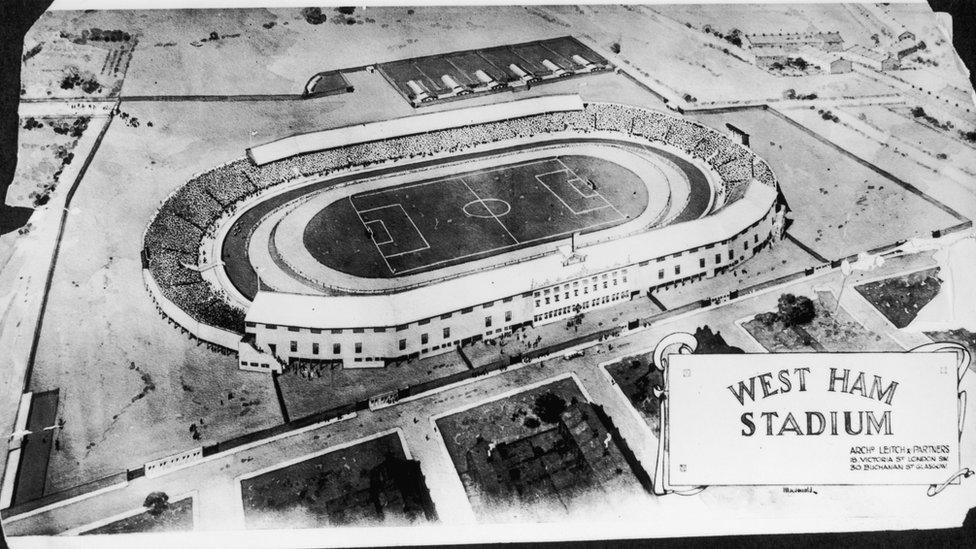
[352,202,431,263]
[363,219,393,245]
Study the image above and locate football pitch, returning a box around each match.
[303,155,649,277]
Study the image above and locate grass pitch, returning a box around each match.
[303,155,648,277]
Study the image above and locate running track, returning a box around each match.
[221,137,714,301]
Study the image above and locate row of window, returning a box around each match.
[254,309,514,335]
[655,231,764,280]
[533,291,630,323]
[282,311,520,356]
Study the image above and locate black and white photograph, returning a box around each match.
[0,1,975,547]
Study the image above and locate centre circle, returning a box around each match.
[462,198,512,218]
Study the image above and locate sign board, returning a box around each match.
[667,353,960,486]
[368,390,401,411]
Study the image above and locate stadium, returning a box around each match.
[142,95,785,373]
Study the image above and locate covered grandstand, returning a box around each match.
[142,95,784,372]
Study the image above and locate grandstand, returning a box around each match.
[377,36,611,107]
[142,96,784,373]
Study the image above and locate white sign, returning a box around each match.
[667,352,960,486]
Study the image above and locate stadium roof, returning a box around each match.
[246,182,778,330]
[246,94,585,166]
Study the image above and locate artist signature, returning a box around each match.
[782,486,819,495]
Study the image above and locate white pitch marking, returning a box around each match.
[458,178,519,245]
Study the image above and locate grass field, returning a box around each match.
[303,155,648,277]
[689,108,964,261]
[855,267,942,329]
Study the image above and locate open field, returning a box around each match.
[838,105,976,178]
[25,100,339,492]
[21,15,133,99]
[26,8,576,97]
[306,155,647,277]
[545,5,892,104]
[240,432,434,528]
[689,108,964,261]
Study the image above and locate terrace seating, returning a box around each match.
[145,101,777,338]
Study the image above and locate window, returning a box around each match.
[675,265,681,275]
[421,333,428,345]
[754,234,759,243]
[545,297,550,305]
[355,342,362,354]
[440,312,452,320]
[461,307,473,314]
[658,269,665,280]
[700,258,706,268]
[266,324,277,330]
[503,297,513,303]
[505,310,512,322]
[333,343,341,354]
[396,324,408,331]
[399,339,406,351]
[744,241,749,251]
[331,329,342,334]
[245,322,256,328]
[443,327,451,339]
[535,300,540,307]
[715,253,721,264]
[353,328,364,333]
[483,301,493,308]
[373,327,386,333]
[485,316,492,328]
[311,328,322,334]
[564,292,569,299]
[729,249,734,260]
[312,342,319,355]
[418,318,430,325]
[290,341,297,352]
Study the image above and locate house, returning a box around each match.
[842,45,900,71]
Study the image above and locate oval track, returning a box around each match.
[222,137,712,300]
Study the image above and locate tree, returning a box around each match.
[533,392,567,424]
[610,42,621,54]
[144,491,170,516]
[777,294,815,327]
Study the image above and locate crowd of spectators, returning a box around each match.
[144,101,778,338]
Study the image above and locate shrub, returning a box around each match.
[777,294,816,327]
[610,42,621,54]
[533,392,567,424]
[301,7,328,25]
[144,491,170,516]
